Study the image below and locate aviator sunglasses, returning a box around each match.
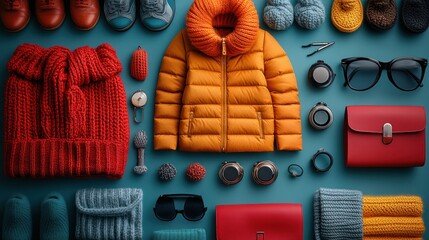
[341,57,427,91]
[153,194,207,221]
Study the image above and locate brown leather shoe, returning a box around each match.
[0,0,30,32]
[70,0,100,30]
[35,0,65,30]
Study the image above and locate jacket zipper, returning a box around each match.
[221,38,227,152]
[188,110,194,137]
[257,112,264,139]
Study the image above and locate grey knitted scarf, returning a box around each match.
[313,188,363,240]
[75,188,143,240]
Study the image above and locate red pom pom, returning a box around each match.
[186,162,206,182]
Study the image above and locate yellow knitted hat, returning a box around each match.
[331,0,363,32]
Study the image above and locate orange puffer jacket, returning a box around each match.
[154,0,302,152]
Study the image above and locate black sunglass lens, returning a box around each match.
[391,59,423,91]
[346,60,379,90]
[154,196,176,221]
[183,196,205,221]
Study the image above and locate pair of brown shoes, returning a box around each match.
[0,0,99,32]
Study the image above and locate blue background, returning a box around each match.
[0,0,428,239]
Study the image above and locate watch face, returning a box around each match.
[257,166,274,181]
[313,109,330,126]
[224,166,239,181]
[131,91,147,107]
[313,66,330,84]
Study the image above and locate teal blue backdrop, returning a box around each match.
[0,0,428,239]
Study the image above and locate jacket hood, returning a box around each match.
[186,0,259,57]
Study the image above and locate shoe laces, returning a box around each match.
[108,0,129,12]
[3,0,20,10]
[142,0,164,14]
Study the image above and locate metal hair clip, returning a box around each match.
[302,41,335,57]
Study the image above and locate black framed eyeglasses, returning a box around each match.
[341,57,427,91]
[153,194,207,221]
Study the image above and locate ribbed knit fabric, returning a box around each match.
[263,0,294,30]
[2,194,32,240]
[363,196,423,217]
[364,237,422,240]
[331,0,363,32]
[40,192,69,240]
[313,188,363,240]
[4,43,129,178]
[294,0,325,30]
[186,0,259,57]
[363,217,425,237]
[153,228,206,240]
[75,188,143,240]
[362,195,425,238]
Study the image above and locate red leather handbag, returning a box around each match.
[216,203,303,240]
[344,106,426,167]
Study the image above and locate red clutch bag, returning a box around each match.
[344,106,426,167]
[216,203,303,240]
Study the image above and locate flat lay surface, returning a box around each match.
[0,0,428,239]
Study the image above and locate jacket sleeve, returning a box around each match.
[154,30,187,150]
[263,31,302,151]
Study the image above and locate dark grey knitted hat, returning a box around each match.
[401,0,429,32]
[314,188,363,240]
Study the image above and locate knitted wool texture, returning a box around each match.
[401,0,429,33]
[153,228,206,240]
[363,217,425,237]
[40,192,69,240]
[365,0,397,30]
[2,194,32,240]
[263,0,294,30]
[75,188,143,240]
[294,0,325,30]
[186,0,259,57]
[364,237,423,240]
[4,43,129,178]
[313,188,363,240]
[363,196,423,217]
[362,196,425,238]
[331,0,363,32]
[130,46,148,81]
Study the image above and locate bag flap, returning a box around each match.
[216,203,303,240]
[346,106,426,134]
[76,188,142,217]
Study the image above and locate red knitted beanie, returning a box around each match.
[4,43,130,178]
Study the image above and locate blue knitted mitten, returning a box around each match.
[40,192,69,240]
[2,194,32,240]
[313,188,363,240]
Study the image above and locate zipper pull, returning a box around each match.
[222,38,226,56]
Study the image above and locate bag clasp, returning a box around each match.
[256,231,264,240]
[383,123,393,144]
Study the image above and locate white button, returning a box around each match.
[131,90,147,107]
